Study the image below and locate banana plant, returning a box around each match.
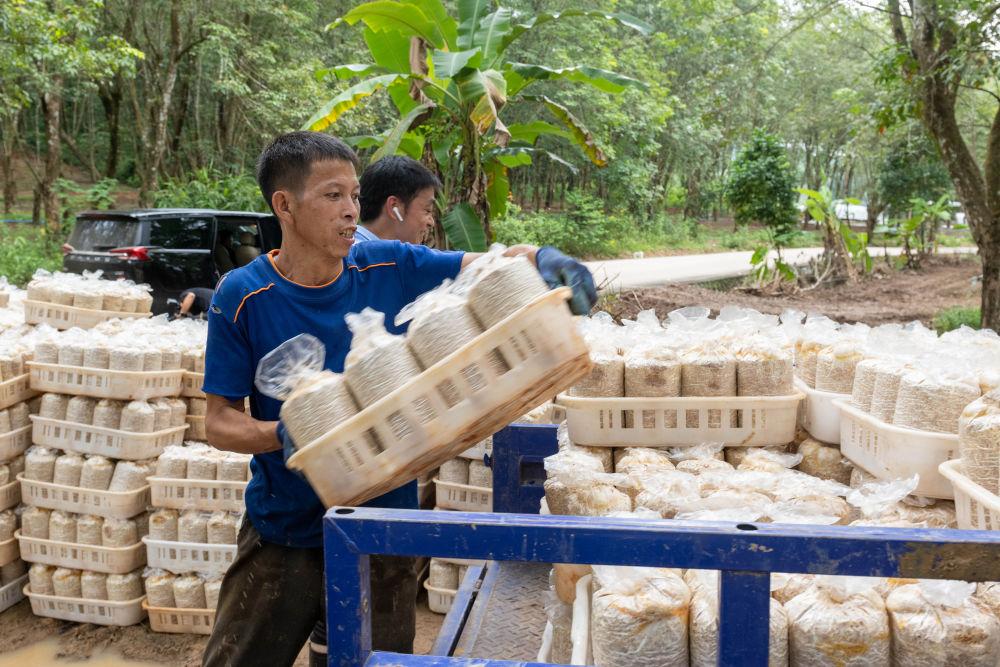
[797,185,872,282]
[304,0,651,250]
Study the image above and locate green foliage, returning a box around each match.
[725,130,798,236]
[884,195,954,268]
[0,228,62,287]
[876,132,952,216]
[152,170,268,212]
[933,307,981,334]
[798,183,873,277]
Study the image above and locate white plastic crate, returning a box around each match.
[30,415,186,460]
[423,579,457,614]
[144,600,216,635]
[0,574,26,613]
[417,478,433,506]
[186,415,206,441]
[939,460,1000,531]
[0,479,20,511]
[25,585,146,626]
[0,425,31,462]
[433,478,492,512]
[27,361,183,400]
[181,372,206,398]
[0,537,16,567]
[794,377,845,445]
[836,399,958,499]
[24,299,151,330]
[457,437,492,461]
[0,374,38,410]
[16,530,146,574]
[555,392,803,447]
[148,476,247,513]
[18,475,149,519]
[142,537,236,576]
[288,288,591,508]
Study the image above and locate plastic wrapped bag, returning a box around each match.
[815,343,864,394]
[632,471,701,518]
[544,586,574,664]
[737,448,802,473]
[886,580,999,667]
[256,333,359,450]
[613,447,675,475]
[396,279,485,369]
[681,343,737,398]
[959,389,1000,493]
[590,566,691,667]
[794,317,838,388]
[343,308,423,409]
[893,368,981,433]
[624,344,681,398]
[846,474,919,522]
[785,576,890,667]
[462,245,549,329]
[795,438,853,485]
[543,449,631,517]
[735,337,794,397]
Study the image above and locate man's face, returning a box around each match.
[399,187,437,244]
[288,159,359,259]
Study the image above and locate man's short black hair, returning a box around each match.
[256,131,359,214]
[359,156,442,222]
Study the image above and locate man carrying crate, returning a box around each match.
[200,131,596,667]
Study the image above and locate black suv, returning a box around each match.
[63,209,281,314]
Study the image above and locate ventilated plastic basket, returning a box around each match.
[288,288,591,508]
[27,361,183,400]
[30,415,186,460]
[423,580,457,614]
[938,460,1000,530]
[142,537,236,576]
[24,299,151,331]
[144,600,216,635]
[0,537,17,567]
[25,585,146,626]
[0,425,31,462]
[18,475,149,520]
[0,374,38,410]
[181,372,205,399]
[433,478,493,512]
[186,415,206,441]
[795,378,845,445]
[0,479,20,511]
[16,530,146,574]
[555,393,804,447]
[836,399,957,499]
[0,574,26,613]
[148,476,247,513]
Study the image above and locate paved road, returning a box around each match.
[584,246,979,292]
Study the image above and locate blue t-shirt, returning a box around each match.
[202,241,464,548]
[353,225,379,242]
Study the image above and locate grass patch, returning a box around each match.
[933,306,981,334]
[0,225,63,286]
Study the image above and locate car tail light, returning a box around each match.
[109,246,151,261]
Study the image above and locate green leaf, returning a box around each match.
[501,10,652,51]
[364,27,411,73]
[796,187,822,200]
[303,74,404,131]
[432,136,455,169]
[506,121,570,143]
[477,9,514,63]
[411,0,458,48]
[315,63,388,82]
[341,1,446,48]
[776,260,797,281]
[750,246,768,265]
[505,63,646,96]
[457,0,490,49]
[524,95,607,167]
[431,48,482,78]
[387,79,420,115]
[844,197,862,205]
[371,102,436,162]
[495,151,532,167]
[442,202,487,251]
[398,133,426,160]
[485,160,510,220]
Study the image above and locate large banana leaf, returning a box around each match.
[501,10,652,51]
[363,27,411,74]
[303,74,404,131]
[477,9,514,64]
[315,63,389,82]
[506,121,569,143]
[524,95,607,167]
[457,0,490,49]
[442,202,488,251]
[335,1,447,49]
[505,63,647,96]
[411,0,458,49]
[485,159,510,220]
[346,133,424,159]
[431,48,482,78]
[371,102,436,162]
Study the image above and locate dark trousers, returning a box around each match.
[202,519,418,667]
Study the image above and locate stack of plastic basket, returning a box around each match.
[142,446,249,635]
[0,359,38,615]
[18,351,190,626]
[179,352,207,442]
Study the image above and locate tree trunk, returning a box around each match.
[99,82,122,178]
[0,114,16,215]
[41,80,63,235]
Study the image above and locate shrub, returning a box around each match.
[933,307,981,334]
[153,169,268,212]
[0,228,62,286]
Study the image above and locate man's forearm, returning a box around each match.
[205,395,280,455]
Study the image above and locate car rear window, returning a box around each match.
[68,219,139,251]
[149,218,213,250]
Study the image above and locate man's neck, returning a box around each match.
[272,240,344,287]
[362,215,401,242]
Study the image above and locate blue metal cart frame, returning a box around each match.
[323,425,1000,667]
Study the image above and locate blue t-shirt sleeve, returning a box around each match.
[394,243,464,303]
[202,283,254,402]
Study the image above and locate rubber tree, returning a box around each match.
[304,0,650,250]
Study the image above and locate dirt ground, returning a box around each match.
[603,254,983,326]
[0,595,444,665]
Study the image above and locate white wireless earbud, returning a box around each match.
[392,206,404,222]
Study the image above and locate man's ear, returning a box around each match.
[384,195,402,219]
[272,190,295,227]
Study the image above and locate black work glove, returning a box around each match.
[535,246,598,315]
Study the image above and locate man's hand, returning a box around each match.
[535,246,598,315]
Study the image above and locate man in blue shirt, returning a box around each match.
[354,155,440,244]
[200,131,596,667]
